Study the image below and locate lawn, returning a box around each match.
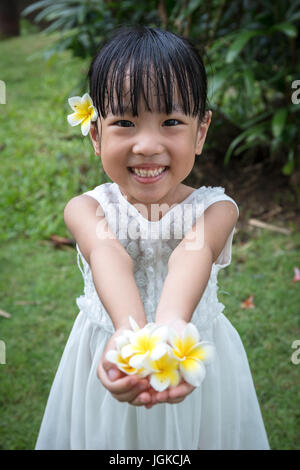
[0,30,299,450]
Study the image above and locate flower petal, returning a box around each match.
[115,335,129,351]
[129,316,140,332]
[141,356,157,373]
[150,373,170,392]
[105,350,119,364]
[189,342,215,364]
[67,112,83,126]
[118,364,137,375]
[168,369,181,387]
[120,343,140,359]
[128,352,148,369]
[182,323,200,352]
[168,327,183,354]
[68,96,82,111]
[89,105,98,121]
[81,117,91,136]
[149,342,168,361]
[171,347,185,361]
[81,92,93,106]
[180,358,206,387]
[136,367,150,378]
[151,325,169,343]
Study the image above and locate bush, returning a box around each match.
[22,0,300,179]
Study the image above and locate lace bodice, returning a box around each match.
[75,183,239,334]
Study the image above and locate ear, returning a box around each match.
[89,120,101,156]
[195,110,212,156]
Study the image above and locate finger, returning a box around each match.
[97,358,123,381]
[166,397,185,404]
[130,391,153,407]
[168,383,195,400]
[145,403,154,409]
[112,381,150,403]
[107,367,123,381]
[98,361,139,393]
[155,390,169,402]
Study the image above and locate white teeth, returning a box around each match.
[131,167,166,177]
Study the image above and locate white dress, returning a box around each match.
[35,182,270,450]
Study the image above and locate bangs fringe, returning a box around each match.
[88,26,207,120]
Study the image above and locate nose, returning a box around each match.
[132,128,164,157]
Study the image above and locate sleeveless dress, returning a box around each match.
[35,182,270,450]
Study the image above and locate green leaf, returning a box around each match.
[208,67,233,96]
[176,0,202,21]
[243,66,255,97]
[271,22,298,38]
[225,30,265,63]
[21,0,51,17]
[272,108,288,138]
[282,150,294,175]
[224,122,268,165]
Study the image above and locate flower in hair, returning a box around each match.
[67,93,98,136]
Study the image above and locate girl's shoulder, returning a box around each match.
[182,183,239,218]
[200,185,239,217]
[80,182,115,206]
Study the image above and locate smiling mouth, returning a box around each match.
[128,166,168,177]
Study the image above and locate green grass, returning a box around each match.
[0,31,299,450]
[219,229,300,450]
[0,31,109,242]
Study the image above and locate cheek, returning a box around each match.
[102,134,128,159]
[169,136,195,162]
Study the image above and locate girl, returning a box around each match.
[35,25,270,450]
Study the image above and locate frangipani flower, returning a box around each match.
[121,322,169,370]
[106,348,139,376]
[67,93,98,136]
[169,323,215,387]
[148,348,180,392]
[105,331,148,377]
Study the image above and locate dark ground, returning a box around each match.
[185,152,300,238]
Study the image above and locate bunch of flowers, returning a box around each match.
[106,317,215,392]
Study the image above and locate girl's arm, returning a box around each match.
[150,201,239,406]
[64,194,146,330]
[64,195,152,407]
[155,200,239,324]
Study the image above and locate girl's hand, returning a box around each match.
[97,328,154,407]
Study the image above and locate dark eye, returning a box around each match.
[114,120,134,127]
[163,119,181,126]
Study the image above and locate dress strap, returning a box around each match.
[83,183,111,206]
[197,186,239,270]
[76,244,85,278]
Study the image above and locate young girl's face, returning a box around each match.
[90,87,211,208]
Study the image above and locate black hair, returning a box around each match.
[88,25,208,124]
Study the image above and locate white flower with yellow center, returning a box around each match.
[67,93,98,136]
[169,323,215,387]
[148,348,180,392]
[105,330,149,377]
[121,319,169,370]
